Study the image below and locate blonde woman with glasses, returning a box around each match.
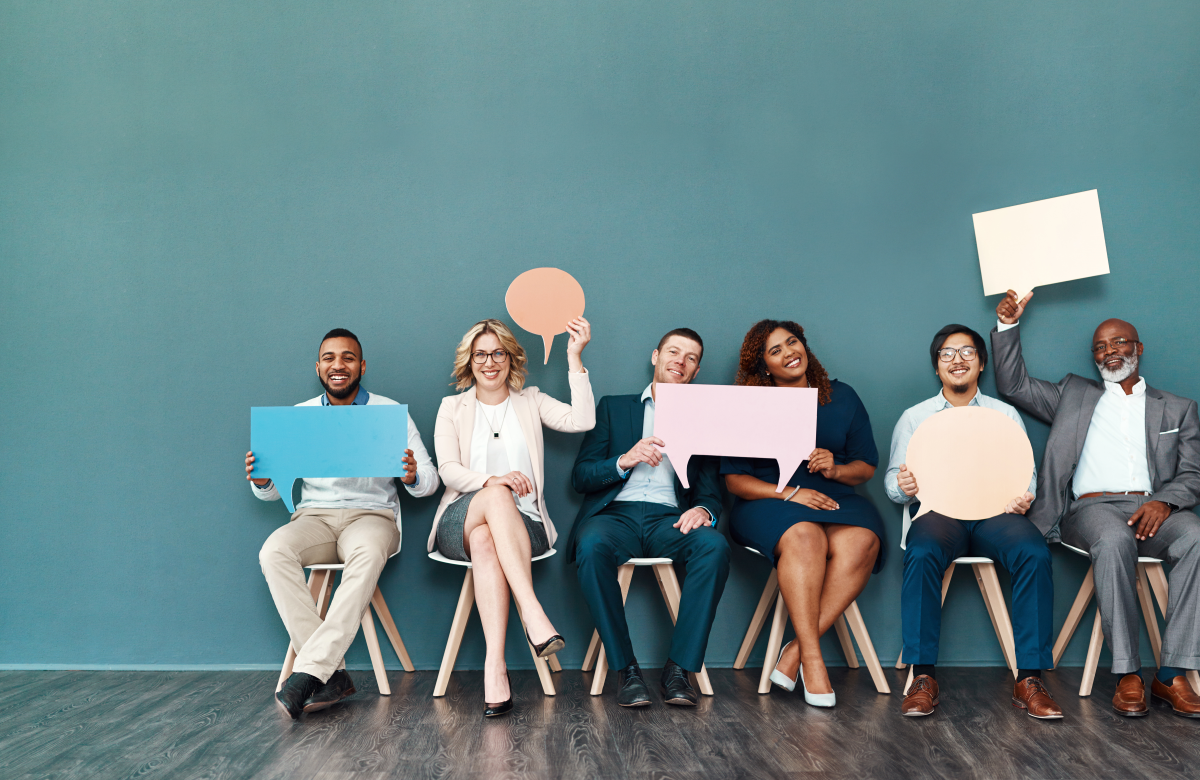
[431,316,595,716]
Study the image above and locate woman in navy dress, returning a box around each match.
[722,319,884,707]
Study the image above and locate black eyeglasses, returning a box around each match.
[472,349,509,364]
[937,346,978,362]
[1092,338,1139,355]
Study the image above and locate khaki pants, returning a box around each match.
[259,508,400,682]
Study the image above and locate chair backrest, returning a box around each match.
[427,548,558,568]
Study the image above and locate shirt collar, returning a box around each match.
[641,383,655,404]
[1104,377,1146,397]
[321,388,370,406]
[934,388,980,409]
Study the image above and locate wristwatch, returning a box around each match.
[1165,501,1180,513]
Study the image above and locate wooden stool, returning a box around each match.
[429,549,561,697]
[894,557,1018,694]
[581,558,715,696]
[734,547,890,695]
[276,559,414,695]
[1051,543,1200,696]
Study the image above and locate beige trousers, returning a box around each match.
[259,508,400,682]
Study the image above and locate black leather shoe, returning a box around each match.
[525,629,566,658]
[616,663,652,708]
[660,660,698,706]
[303,669,356,713]
[484,672,514,718]
[276,672,321,719]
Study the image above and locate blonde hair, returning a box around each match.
[451,319,529,392]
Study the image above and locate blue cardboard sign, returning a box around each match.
[250,404,410,512]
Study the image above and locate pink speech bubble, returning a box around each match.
[653,383,818,492]
[505,268,586,364]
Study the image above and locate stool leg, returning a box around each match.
[1052,566,1095,669]
[843,601,890,694]
[371,588,415,673]
[735,570,779,670]
[547,654,562,673]
[1136,563,1163,668]
[590,563,634,696]
[904,666,915,696]
[759,592,788,695]
[434,570,475,698]
[278,569,327,692]
[1080,608,1104,696]
[360,607,391,695]
[582,631,602,672]
[974,563,1018,679]
[834,615,858,669]
[653,563,712,696]
[896,563,955,669]
[513,598,556,696]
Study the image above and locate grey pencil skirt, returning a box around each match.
[435,490,550,562]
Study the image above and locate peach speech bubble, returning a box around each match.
[653,383,818,492]
[505,268,586,364]
[905,406,1034,520]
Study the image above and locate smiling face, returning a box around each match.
[762,327,808,386]
[935,332,982,397]
[470,330,511,395]
[316,336,364,401]
[652,336,702,386]
[1092,318,1142,383]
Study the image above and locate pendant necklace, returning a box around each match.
[483,399,509,439]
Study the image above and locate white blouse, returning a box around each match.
[470,398,543,522]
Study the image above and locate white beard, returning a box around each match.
[1098,353,1138,383]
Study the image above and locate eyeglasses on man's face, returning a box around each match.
[937,346,978,362]
[472,349,509,364]
[1092,338,1139,355]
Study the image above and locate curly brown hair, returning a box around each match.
[734,319,833,405]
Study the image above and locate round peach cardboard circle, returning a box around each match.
[505,268,586,364]
[905,405,1034,521]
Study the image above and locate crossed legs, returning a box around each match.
[774,522,878,693]
[462,485,559,703]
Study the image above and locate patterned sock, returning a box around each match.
[1156,666,1186,685]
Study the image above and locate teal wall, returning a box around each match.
[2,1,1198,671]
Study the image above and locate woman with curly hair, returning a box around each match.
[722,319,884,707]
[431,317,595,716]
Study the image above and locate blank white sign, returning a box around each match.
[973,189,1110,297]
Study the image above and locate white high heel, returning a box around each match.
[799,663,836,708]
[768,641,797,692]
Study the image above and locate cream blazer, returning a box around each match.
[429,369,595,552]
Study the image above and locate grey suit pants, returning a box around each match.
[1061,495,1200,674]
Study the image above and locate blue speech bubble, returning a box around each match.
[250,405,410,512]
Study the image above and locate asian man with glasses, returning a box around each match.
[884,324,1061,719]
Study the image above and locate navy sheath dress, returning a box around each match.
[721,379,886,573]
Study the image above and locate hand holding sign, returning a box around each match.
[506,268,586,364]
[250,405,411,512]
[653,383,818,492]
[905,406,1034,521]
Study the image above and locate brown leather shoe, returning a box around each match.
[901,675,939,717]
[1012,676,1063,719]
[1151,675,1200,718]
[1112,673,1148,717]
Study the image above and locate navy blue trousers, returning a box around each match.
[573,501,730,672]
[902,512,1054,669]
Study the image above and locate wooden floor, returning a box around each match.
[3,667,1199,780]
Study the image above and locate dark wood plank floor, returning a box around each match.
[3,667,1199,780]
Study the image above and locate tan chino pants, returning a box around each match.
[259,508,400,682]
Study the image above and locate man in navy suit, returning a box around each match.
[569,328,729,708]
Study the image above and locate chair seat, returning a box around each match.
[428,548,557,568]
[1060,542,1162,564]
[623,557,673,566]
[306,548,401,570]
[952,556,994,565]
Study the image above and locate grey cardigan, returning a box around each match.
[990,324,1200,538]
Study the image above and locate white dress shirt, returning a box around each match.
[471,397,543,522]
[1073,377,1153,498]
[613,384,681,509]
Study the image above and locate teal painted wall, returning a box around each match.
[2,1,1198,671]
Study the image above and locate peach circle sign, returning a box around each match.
[905,406,1034,521]
[505,268,586,364]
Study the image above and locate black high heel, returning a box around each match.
[484,672,513,718]
[525,629,566,658]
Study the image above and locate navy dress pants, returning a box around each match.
[573,501,730,672]
[902,511,1054,669]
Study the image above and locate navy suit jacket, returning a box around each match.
[567,393,723,561]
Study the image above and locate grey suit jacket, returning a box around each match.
[990,324,1200,538]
